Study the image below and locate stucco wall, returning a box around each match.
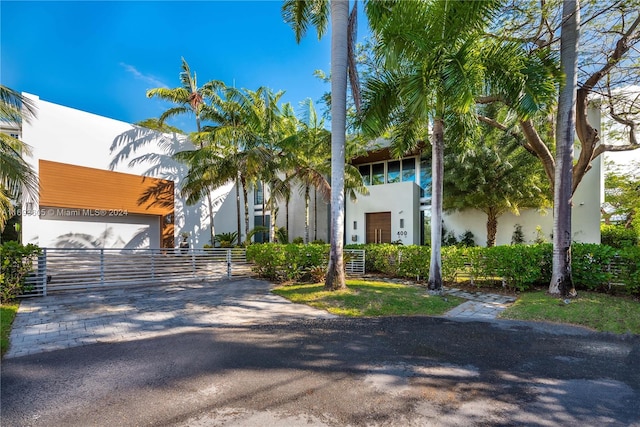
[345,181,420,245]
[20,94,229,249]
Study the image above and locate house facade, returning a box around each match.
[3,94,604,249]
[2,93,226,249]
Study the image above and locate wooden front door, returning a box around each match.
[366,212,391,244]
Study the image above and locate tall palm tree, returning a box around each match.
[146,58,224,245]
[283,0,351,290]
[550,0,580,297]
[362,0,502,290]
[0,86,37,232]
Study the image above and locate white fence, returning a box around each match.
[23,248,251,296]
[345,249,366,275]
[20,247,366,297]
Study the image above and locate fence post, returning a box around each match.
[39,248,47,297]
[100,248,105,285]
[227,249,232,279]
[151,249,156,280]
[191,249,196,278]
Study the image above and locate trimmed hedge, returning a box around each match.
[601,224,639,248]
[247,242,639,295]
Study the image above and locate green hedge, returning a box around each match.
[1,241,42,302]
[247,243,640,294]
[601,224,639,248]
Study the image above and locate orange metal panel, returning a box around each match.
[39,160,173,215]
[39,160,175,248]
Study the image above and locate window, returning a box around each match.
[371,163,385,185]
[402,158,416,182]
[420,159,432,198]
[387,161,400,183]
[359,165,371,186]
[254,182,264,205]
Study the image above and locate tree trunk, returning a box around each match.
[325,0,348,291]
[304,185,310,244]
[550,0,579,297]
[314,189,318,241]
[240,175,250,246]
[428,116,445,291]
[235,173,242,246]
[486,207,498,247]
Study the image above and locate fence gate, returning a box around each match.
[23,248,251,297]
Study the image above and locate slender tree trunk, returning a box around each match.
[314,189,318,241]
[269,180,276,243]
[550,0,579,297]
[196,118,216,246]
[304,185,310,244]
[325,0,348,291]
[241,176,250,246]
[235,173,242,246]
[285,193,290,243]
[486,207,498,247]
[428,116,445,291]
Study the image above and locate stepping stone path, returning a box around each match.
[442,287,517,319]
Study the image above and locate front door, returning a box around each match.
[366,212,391,244]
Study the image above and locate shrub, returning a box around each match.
[601,224,639,248]
[1,242,42,302]
[246,243,329,282]
[458,231,476,247]
[292,237,304,244]
[511,224,525,245]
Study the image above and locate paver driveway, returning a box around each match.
[5,278,336,358]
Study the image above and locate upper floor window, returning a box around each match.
[358,157,420,186]
[254,181,264,205]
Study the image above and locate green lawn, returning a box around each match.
[1,303,19,356]
[500,291,640,334]
[273,280,463,317]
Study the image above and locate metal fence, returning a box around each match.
[344,249,366,275]
[20,247,366,297]
[22,248,251,296]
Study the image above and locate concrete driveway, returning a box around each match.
[2,278,639,426]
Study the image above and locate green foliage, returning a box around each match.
[292,237,304,244]
[1,303,19,356]
[458,230,477,247]
[511,224,525,245]
[246,243,329,282]
[275,227,289,244]
[214,231,238,248]
[600,224,639,248]
[0,241,41,302]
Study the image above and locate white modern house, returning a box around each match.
[2,93,228,249]
[3,93,605,249]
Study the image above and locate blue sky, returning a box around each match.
[1,1,369,132]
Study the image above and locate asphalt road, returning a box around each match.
[2,315,639,426]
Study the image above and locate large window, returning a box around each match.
[359,165,371,186]
[254,182,264,205]
[371,163,385,185]
[402,158,416,182]
[387,161,400,183]
[419,159,432,198]
[358,157,420,186]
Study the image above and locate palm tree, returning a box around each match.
[146,58,224,245]
[283,0,352,290]
[362,0,503,290]
[0,86,37,232]
[550,0,580,297]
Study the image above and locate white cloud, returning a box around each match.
[120,63,167,88]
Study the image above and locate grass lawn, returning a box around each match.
[1,303,19,356]
[500,291,640,335]
[273,279,463,317]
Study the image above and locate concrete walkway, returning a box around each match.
[5,279,516,359]
[442,287,517,319]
